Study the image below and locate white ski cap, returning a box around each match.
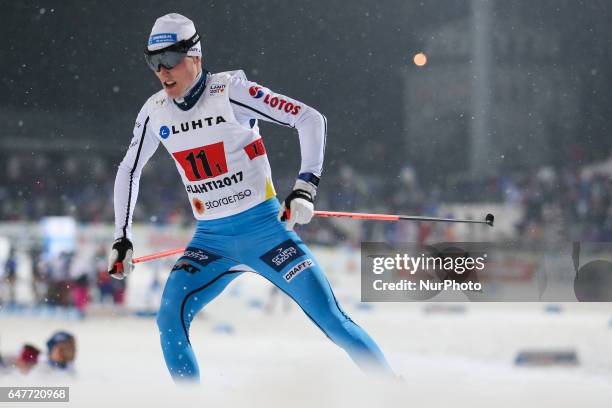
[147,13,202,56]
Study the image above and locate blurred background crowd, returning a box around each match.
[0,240,127,313]
[1,150,611,243]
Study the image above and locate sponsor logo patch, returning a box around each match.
[149,33,177,45]
[172,247,220,273]
[249,86,265,98]
[260,239,305,272]
[160,116,226,140]
[160,126,170,139]
[171,261,200,274]
[209,83,226,95]
[247,86,302,115]
[192,198,205,214]
[284,258,314,282]
[204,189,252,210]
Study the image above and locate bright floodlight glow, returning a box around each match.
[413,52,427,67]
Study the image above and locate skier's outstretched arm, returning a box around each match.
[108,102,160,278]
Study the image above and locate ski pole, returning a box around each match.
[313,210,494,226]
[130,211,494,264]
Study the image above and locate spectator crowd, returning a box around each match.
[2,151,612,242]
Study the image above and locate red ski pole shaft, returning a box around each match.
[132,247,186,264]
[314,210,494,226]
[314,210,400,221]
[131,211,493,264]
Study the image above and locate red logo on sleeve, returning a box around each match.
[249,86,264,98]
[248,86,302,115]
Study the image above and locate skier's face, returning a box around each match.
[50,340,76,365]
[155,56,201,99]
[16,359,36,374]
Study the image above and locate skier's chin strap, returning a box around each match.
[173,67,209,111]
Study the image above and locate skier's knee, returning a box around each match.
[156,303,176,333]
[316,308,354,339]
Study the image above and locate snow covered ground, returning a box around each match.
[1,270,611,408]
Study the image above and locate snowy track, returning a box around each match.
[1,282,611,408]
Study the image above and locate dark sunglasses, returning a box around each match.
[144,32,200,72]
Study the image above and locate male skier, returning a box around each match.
[108,13,392,381]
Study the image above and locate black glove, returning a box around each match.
[107,237,134,280]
